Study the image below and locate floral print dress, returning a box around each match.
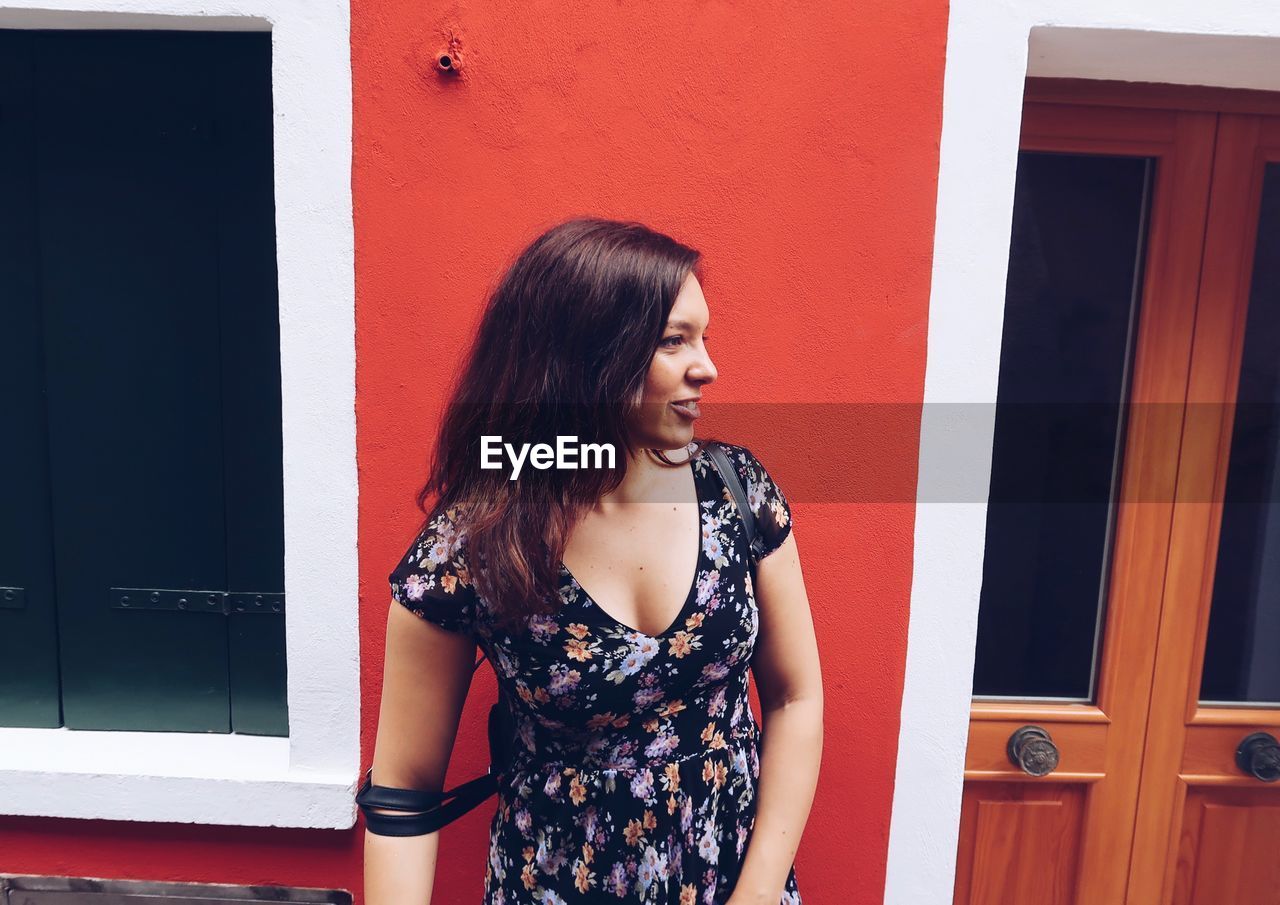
[389,441,803,905]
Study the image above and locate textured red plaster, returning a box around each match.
[354,3,945,901]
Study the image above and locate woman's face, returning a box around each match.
[630,271,718,452]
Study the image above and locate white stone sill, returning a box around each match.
[0,727,359,828]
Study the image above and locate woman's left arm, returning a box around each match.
[730,528,824,905]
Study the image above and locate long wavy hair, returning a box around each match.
[414,217,712,633]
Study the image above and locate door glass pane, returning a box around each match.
[1200,162,1280,707]
[972,151,1153,702]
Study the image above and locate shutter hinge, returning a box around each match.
[109,588,284,615]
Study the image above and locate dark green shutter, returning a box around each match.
[1,30,286,734]
[0,36,62,728]
[213,37,288,736]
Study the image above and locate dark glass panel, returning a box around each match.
[1200,163,1280,707]
[973,152,1152,701]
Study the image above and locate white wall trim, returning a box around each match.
[887,3,1280,901]
[0,1,357,829]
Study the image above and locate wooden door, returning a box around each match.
[953,82,1280,905]
[1126,112,1280,905]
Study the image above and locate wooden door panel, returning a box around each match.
[1180,713,1280,783]
[1174,791,1280,905]
[964,711,1107,781]
[954,787,1084,905]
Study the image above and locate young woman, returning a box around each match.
[366,218,823,905]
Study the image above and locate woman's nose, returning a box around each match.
[692,349,717,383]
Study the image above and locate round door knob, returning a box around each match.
[1006,725,1060,777]
[1235,732,1280,783]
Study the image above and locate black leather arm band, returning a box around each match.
[356,767,498,836]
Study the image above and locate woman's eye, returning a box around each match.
[660,334,709,347]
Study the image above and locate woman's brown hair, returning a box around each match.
[414,217,708,633]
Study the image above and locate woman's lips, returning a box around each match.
[671,400,701,419]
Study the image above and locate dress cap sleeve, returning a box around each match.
[724,443,793,565]
[388,504,479,636]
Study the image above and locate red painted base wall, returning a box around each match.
[0,3,945,903]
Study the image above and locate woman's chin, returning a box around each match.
[632,427,694,454]
[657,428,696,451]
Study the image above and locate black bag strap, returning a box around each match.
[707,442,758,559]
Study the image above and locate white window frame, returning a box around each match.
[887,3,1280,902]
[0,2,357,829]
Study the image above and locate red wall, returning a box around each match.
[0,2,946,903]
[355,1,946,901]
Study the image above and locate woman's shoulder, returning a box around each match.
[703,439,772,482]
[388,502,480,635]
[703,439,793,563]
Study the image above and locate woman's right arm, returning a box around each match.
[364,598,478,905]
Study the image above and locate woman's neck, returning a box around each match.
[591,447,690,512]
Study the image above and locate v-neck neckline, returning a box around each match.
[560,450,707,639]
